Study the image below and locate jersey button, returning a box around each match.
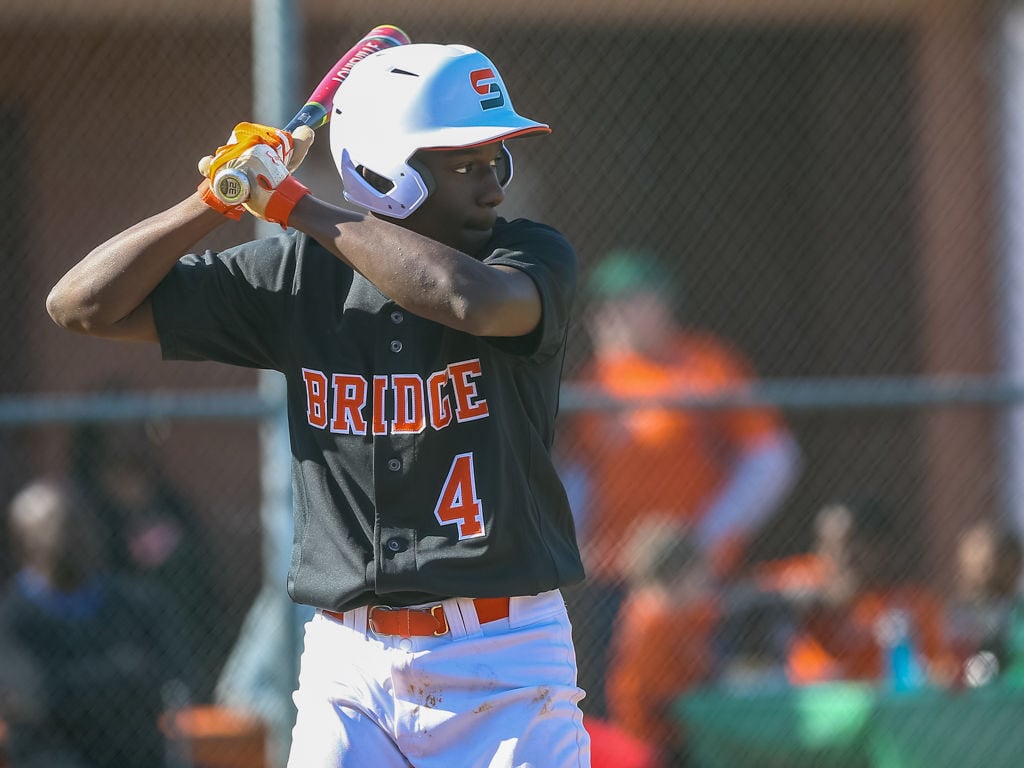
[387,458,402,472]
[390,311,404,324]
[386,537,407,553]
[390,340,403,353]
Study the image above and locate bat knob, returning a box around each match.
[214,168,251,205]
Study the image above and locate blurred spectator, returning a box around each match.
[561,248,800,715]
[756,497,951,687]
[0,477,182,768]
[711,586,795,693]
[564,248,801,578]
[606,518,720,767]
[945,517,1023,684]
[72,420,223,700]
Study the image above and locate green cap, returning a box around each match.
[586,248,671,299]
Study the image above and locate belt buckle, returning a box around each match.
[430,604,449,636]
[367,605,391,636]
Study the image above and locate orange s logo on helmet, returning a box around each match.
[470,68,505,110]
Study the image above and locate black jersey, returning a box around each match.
[151,217,584,611]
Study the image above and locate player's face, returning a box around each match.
[402,143,506,254]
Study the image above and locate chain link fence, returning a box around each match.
[1,1,1022,766]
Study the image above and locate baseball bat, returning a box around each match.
[284,23,411,133]
[214,24,411,204]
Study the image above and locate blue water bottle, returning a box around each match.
[877,608,923,691]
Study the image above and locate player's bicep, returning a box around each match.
[103,299,160,343]
[474,264,542,338]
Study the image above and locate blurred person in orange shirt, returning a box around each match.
[565,249,802,582]
[606,518,720,767]
[561,249,800,717]
[756,497,952,686]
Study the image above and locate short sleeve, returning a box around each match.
[482,219,577,361]
[151,231,300,370]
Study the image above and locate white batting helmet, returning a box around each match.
[329,43,550,218]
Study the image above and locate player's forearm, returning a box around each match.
[695,432,802,548]
[47,193,225,339]
[291,196,540,337]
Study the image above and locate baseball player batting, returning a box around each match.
[47,40,591,768]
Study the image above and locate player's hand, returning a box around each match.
[197,122,315,227]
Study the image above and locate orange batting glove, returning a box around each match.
[197,122,315,227]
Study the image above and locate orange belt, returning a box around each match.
[323,597,511,638]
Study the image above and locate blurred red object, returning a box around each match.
[585,715,667,768]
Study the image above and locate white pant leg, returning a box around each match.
[286,611,410,768]
[393,591,591,768]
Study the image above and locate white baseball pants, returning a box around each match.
[285,589,591,768]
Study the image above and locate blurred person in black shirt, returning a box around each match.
[946,517,1024,682]
[73,420,223,700]
[0,477,183,768]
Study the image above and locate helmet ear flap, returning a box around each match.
[338,148,430,218]
[496,142,514,187]
[407,155,436,199]
[359,166,396,195]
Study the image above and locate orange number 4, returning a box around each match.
[434,452,485,539]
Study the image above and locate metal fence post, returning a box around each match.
[211,3,309,767]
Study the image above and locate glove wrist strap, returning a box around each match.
[263,175,311,229]
[197,179,244,220]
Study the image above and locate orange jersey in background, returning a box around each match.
[571,333,785,577]
[607,590,720,752]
